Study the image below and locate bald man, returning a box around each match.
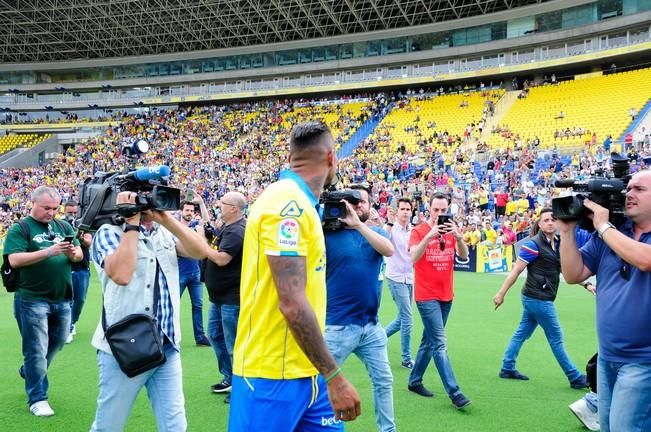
[204,191,247,400]
[560,169,651,432]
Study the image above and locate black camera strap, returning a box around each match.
[101,259,161,332]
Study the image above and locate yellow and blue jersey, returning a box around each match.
[233,170,327,379]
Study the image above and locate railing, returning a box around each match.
[1,28,650,113]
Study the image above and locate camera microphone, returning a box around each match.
[123,165,171,181]
[554,179,576,188]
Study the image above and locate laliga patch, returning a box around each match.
[279,200,303,217]
[277,218,300,249]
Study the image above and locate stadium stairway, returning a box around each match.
[337,111,386,159]
[479,90,519,141]
[618,97,651,145]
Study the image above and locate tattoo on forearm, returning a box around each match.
[268,256,337,375]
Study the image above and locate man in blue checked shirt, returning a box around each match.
[89,191,208,432]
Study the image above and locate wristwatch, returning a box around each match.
[123,224,141,233]
[597,222,615,239]
[386,222,394,227]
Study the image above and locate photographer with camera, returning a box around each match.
[493,208,588,389]
[89,190,208,432]
[323,184,396,432]
[559,169,651,432]
[62,200,93,344]
[407,192,471,409]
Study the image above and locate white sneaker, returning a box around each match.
[569,399,599,431]
[66,332,73,344]
[30,400,54,417]
[71,324,77,336]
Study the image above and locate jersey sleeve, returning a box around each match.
[517,239,539,264]
[260,199,312,258]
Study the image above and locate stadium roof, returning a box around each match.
[0,0,548,63]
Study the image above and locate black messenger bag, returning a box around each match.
[102,261,166,377]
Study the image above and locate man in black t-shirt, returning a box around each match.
[204,192,247,402]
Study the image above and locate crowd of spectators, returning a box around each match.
[1,90,651,244]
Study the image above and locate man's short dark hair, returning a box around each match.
[63,200,78,208]
[397,197,412,209]
[181,201,196,209]
[350,183,371,197]
[430,192,450,205]
[289,122,332,153]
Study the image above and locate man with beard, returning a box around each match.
[177,199,210,346]
[230,122,361,431]
[324,184,396,432]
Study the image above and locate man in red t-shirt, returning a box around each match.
[406,192,472,409]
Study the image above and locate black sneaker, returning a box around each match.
[451,393,472,409]
[499,369,529,380]
[196,336,211,347]
[408,383,434,398]
[211,380,232,393]
[570,374,589,389]
[401,360,415,370]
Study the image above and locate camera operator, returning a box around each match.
[324,184,395,432]
[89,190,208,431]
[559,169,651,432]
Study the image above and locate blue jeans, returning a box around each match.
[409,300,462,399]
[91,346,186,432]
[597,357,651,432]
[14,296,71,405]
[179,271,205,342]
[207,302,240,384]
[501,295,582,383]
[384,278,413,363]
[325,322,395,432]
[71,269,90,328]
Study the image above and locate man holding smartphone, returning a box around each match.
[407,193,472,409]
[4,186,82,416]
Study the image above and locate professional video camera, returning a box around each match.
[321,188,362,231]
[76,141,181,231]
[551,153,630,230]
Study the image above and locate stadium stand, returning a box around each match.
[0,133,52,154]
[488,68,651,152]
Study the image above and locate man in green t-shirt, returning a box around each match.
[5,186,82,417]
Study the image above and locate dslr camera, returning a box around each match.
[321,189,362,231]
[76,141,181,231]
[551,153,630,230]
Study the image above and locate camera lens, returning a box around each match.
[328,207,341,218]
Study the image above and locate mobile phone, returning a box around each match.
[63,235,75,243]
[437,214,452,226]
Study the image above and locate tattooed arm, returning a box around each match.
[267,255,361,421]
